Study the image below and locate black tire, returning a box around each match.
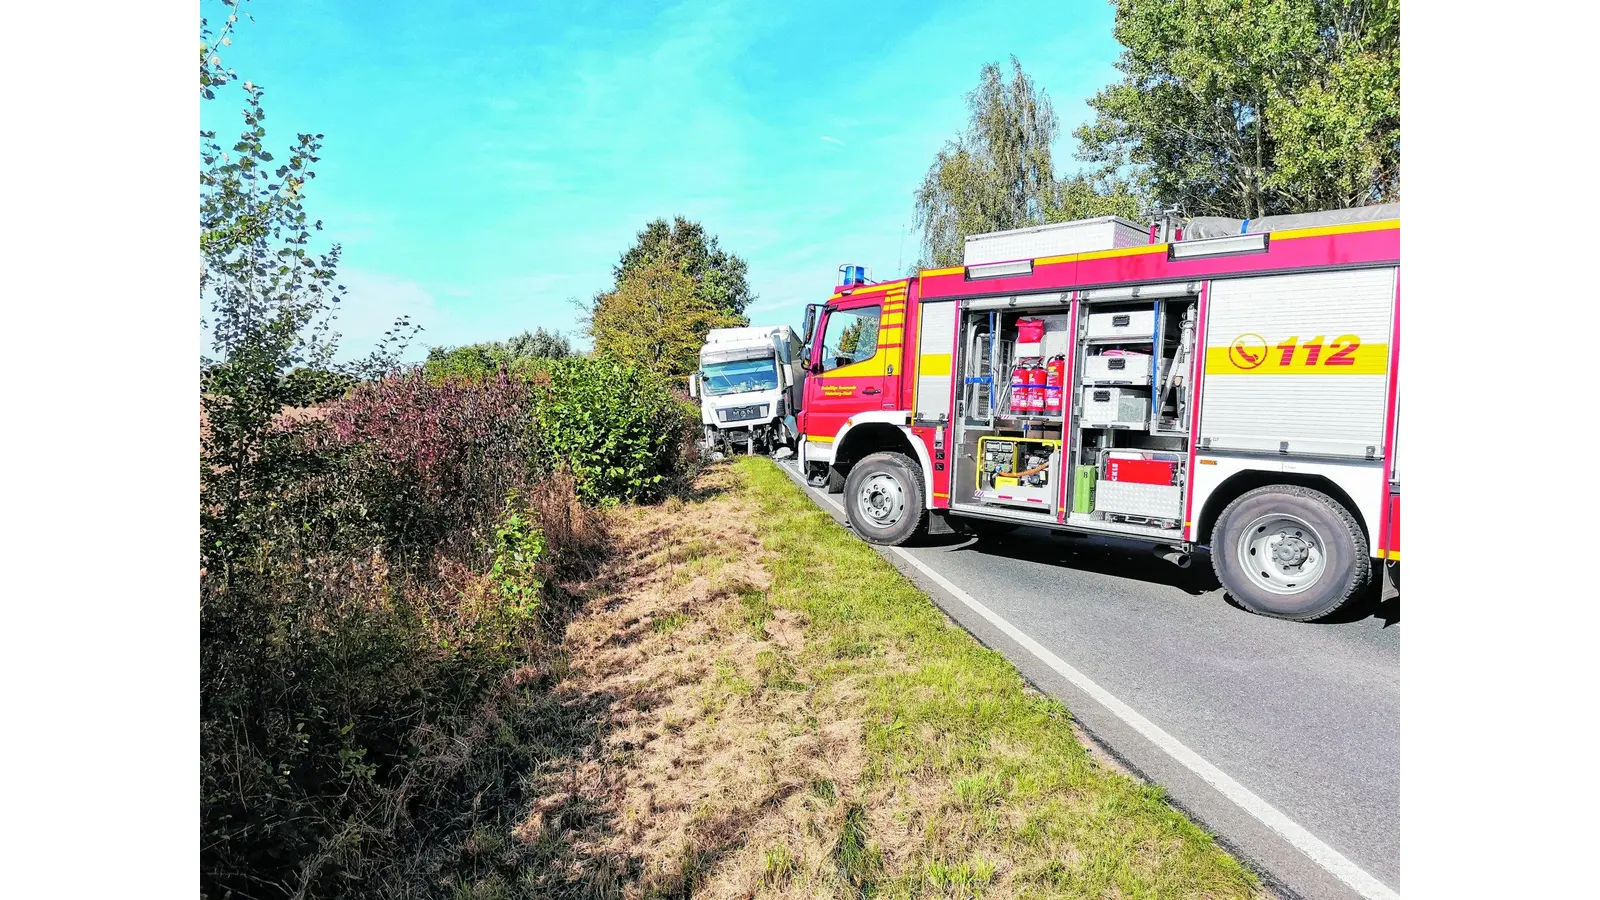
[825,464,847,494]
[1211,484,1370,621]
[843,452,928,546]
[951,515,1020,539]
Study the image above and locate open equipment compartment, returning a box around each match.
[950,295,1070,523]
[945,282,1200,538]
[1064,283,1199,539]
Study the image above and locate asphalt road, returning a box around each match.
[775,459,1400,900]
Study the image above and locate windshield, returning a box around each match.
[702,358,779,396]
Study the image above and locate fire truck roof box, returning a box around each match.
[1181,202,1399,239]
[963,216,1149,266]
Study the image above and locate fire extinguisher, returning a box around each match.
[1024,360,1047,413]
[1044,355,1066,417]
[1009,363,1029,415]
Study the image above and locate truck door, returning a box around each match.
[806,293,903,439]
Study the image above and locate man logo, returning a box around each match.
[1228,334,1268,370]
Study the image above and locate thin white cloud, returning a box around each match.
[820,135,845,146]
[325,268,443,363]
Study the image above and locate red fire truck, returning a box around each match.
[796,207,1400,621]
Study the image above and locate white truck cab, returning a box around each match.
[689,325,805,456]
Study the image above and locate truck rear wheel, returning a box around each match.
[1211,484,1369,621]
[844,452,928,546]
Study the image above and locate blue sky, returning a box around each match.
[202,0,1124,360]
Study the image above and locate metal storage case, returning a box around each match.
[1084,352,1153,385]
[1081,387,1149,427]
[1093,481,1183,520]
[963,216,1148,266]
[1086,310,1156,341]
[1093,449,1184,520]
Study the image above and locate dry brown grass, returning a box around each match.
[513,461,1257,900]
[519,464,869,898]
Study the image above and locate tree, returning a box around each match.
[503,327,571,359]
[200,0,410,571]
[837,319,868,357]
[1074,0,1399,218]
[614,216,755,319]
[422,328,573,382]
[589,252,741,377]
[914,57,1143,269]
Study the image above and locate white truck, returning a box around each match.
[689,325,805,456]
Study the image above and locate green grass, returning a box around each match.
[653,612,691,635]
[730,456,1257,899]
[738,585,773,639]
[762,844,799,887]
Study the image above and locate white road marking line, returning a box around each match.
[780,463,1400,900]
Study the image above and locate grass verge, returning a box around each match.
[510,458,1258,899]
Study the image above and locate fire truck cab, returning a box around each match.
[796,208,1400,622]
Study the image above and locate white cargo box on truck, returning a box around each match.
[963,216,1149,265]
[700,326,798,363]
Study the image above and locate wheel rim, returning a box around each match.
[856,471,906,529]
[1237,513,1327,596]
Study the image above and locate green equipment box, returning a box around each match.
[1073,464,1096,514]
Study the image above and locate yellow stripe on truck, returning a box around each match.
[919,353,952,376]
[1205,339,1389,376]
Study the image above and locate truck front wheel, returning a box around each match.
[844,452,928,546]
[1211,485,1369,621]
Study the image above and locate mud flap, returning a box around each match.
[1381,560,1399,601]
[927,510,956,536]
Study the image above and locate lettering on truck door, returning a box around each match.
[808,291,905,439]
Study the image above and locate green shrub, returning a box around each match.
[529,357,700,504]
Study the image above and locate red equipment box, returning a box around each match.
[1105,458,1175,485]
[1016,317,1045,343]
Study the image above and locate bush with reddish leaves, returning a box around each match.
[327,371,535,562]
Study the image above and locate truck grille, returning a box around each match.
[718,404,767,423]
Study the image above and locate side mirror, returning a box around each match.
[688,374,699,398]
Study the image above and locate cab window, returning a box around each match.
[819,306,881,372]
